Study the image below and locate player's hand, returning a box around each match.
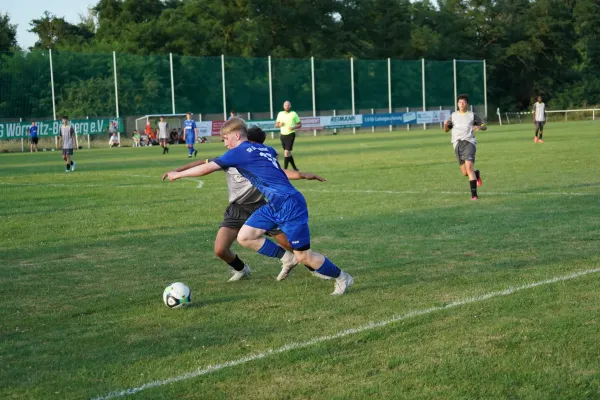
[304,173,326,182]
[161,171,172,181]
[166,171,181,181]
[473,126,480,131]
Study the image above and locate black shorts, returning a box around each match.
[30,137,38,144]
[535,121,545,130]
[220,202,282,236]
[455,141,476,165]
[62,148,74,156]
[280,132,296,151]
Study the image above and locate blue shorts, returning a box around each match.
[185,134,195,145]
[245,192,310,250]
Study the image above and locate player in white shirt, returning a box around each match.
[532,96,547,143]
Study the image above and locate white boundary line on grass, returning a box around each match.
[0,182,593,196]
[303,188,592,197]
[92,267,600,400]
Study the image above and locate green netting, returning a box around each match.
[53,52,115,117]
[354,59,388,110]
[116,53,172,116]
[314,59,351,112]
[390,60,422,108]
[456,61,484,105]
[173,55,222,115]
[225,57,269,114]
[271,58,312,113]
[425,60,454,107]
[0,51,53,118]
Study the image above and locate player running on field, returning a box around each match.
[532,96,547,143]
[158,116,170,154]
[166,117,353,295]
[444,94,487,200]
[183,112,198,158]
[163,126,328,282]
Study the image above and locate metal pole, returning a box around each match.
[170,53,176,114]
[440,105,443,129]
[593,109,595,120]
[407,107,410,131]
[388,57,392,132]
[453,59,457,111]
[333,109,337,135]
[311,56,316,137]
[268,55,274,119]
[20,118,24,152]
[113,51,119,118]
[350,57,356,134]
[247,112,251,120]
[221,54,227,120]
[483,59,488,119]
[49,49,57,148]
[371,108,375,133]
[87,116,90,149]
[422,58,426,130]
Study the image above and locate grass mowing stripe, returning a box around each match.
[92,267,600,400]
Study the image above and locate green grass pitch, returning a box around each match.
[1,121,599,399]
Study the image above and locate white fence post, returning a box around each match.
[388,57,392,132]
[311,56,316,137]
[20,118,24,152]
[371,108,375,133]
[453,59,457,111]
[113,51,120,144]
[268,55,274,120]
[350,57,356,134]
[87,116,90,149]
[421,58,426,130]
[49,49,57,148]
[333,109,337,135]
[407,107,410,131]
[483,59,488,120]
[440,105,443,129]
[170,53,176,114]
[221,54,227,120]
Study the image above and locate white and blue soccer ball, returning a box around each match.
[163,282,191,309]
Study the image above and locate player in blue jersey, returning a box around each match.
[29,121,39,153]
[183,112,198,158]
[167,117,353,295]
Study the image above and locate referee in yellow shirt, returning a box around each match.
[275,100,302,171]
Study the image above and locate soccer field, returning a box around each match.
[1,121,599,399]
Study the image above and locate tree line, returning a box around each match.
[1,0,599,118]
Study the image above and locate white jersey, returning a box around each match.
[446,111,485,148]
[533,102,546,122]
[158,121,169,139]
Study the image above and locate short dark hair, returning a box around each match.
[247,126,266,144]
[230,109,236,114]
[457,94,469,103]
[62,115,68,120]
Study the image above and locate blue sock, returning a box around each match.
[189,146,194,155]
[315,257,341,278]
[257,239,286,259]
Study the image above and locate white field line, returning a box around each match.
[303,188,592,197]
[92,267,600,400]
[0,182,593,196]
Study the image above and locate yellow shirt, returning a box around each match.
[276,111,300,135]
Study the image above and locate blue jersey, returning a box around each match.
[30,126,38,137]
[214,141,299,210]
[184,120,196,136]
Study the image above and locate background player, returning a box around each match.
[532,96,547,143]
[29,121,38,153]
[444,94,486,200]
[275,101,301,171]
[162,126,327,282]
[166,117,353,295]
[184,112,198,158]
[158,116,170,154]
[58,116,76,172]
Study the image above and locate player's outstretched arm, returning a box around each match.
[167,161,220,181]
[284,169,326,182]
[162,159,211,181]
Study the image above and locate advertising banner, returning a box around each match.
[321,114,363,129]
[0,118,124,140]
[196,121,213,137]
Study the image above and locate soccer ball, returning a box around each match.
[163,282,191,309]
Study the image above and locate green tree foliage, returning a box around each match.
[1,0,599,118]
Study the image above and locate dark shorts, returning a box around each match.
[30,137,38,144]
[535,121,545,130]
[280,132,296,151]
[220,201,282,236]
[159,137,168,144]
[455,141,476,165]
[62,148,74,156]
